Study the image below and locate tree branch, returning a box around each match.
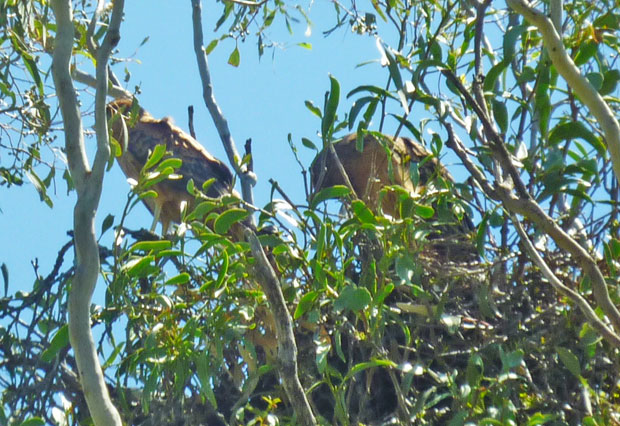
[50,0,124,424]
[511,214,620,347]
[507,0,620,184]
[71,68,133,100]
[245,229,317,426]
[445,123,620,347]
[190,0,256,222]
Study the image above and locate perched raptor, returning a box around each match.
[107,98,234,233]
[311,133,476,261]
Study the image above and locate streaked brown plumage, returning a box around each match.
[107,98,233,233]
[311,133,476,261]
[311,133,447,216]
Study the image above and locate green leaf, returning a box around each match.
[347,85,396,99]
[586,72,603,91]
[348,96,376,129]
[549,121,606,156]
[557,346,581,378]
[294,291,318,319]
[322,75,340,137]
[143,144,167,170]
[25,170,53,208]
[483,61,509,93]
[297,42,312,49]
[375,283,394,306]
[228,46,240,67]
[101,214,114,235]
[214,208,249,234]
[351,200,376,224]
[503,24,526,60]
[315,333,331,374]
[315,223,327,260]
[196,354,218,408]
[384,48,403,91]
[310,185,351,209]
[305,100,322,118]
[600,69,620,95]
[609,238,620,258]
[130,240,173,252]
[124,255,156,277]
[535,82,551,136]
[499,346,524,372]
[166,273,191,286]
[345,358,397,381]
[1,263,9,296]
[334,285,371,312]
[527,412,558,426]
[301,137,318,150]
[102,342,125,369]
[41,325,69,363]
[18,418,45,426]
[491,99,508,134]
[574,40,598,66]
[205,39,219,55]
[156,157,182,172]
[212,251,230,292]
[466,353,484,387]
[414,203,435,219]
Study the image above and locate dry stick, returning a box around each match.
[506,0,620,184]
[445,126,620,347]
[51,0,124,424]
[245,229,317,426]
[190,0,256,221]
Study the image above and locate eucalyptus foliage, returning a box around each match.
[2,0,620,425]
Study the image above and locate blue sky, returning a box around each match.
[1,1,385,294]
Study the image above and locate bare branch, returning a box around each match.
[190,0,256,221]
[72,68,133,100]
[507,0,620,184]
[50,0,124,424]
[245,228,317,426]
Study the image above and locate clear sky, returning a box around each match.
[1,0,385,294]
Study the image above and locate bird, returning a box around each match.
[106,98,234,234]
[310,133,449,215]
[310,132,476,261]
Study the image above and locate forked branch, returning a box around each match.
[50,0,124,424]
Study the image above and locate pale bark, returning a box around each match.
[51,0,124,424]
[190,0,256,218]
[507,0,620,184]
[445,123,620,348]
[245,229,317,426]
